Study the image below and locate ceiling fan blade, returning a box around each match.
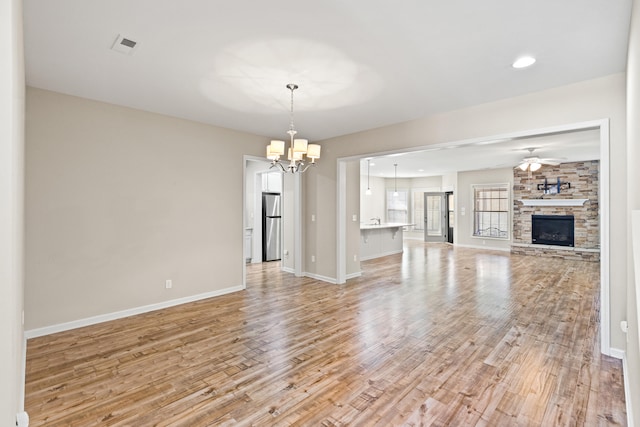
[538,157,565,165]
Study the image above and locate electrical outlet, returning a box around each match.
[353,254,357,262]
[165,279,172,289]
[311,214,316,222]
[352,214,358,222]
[311,255,316,263]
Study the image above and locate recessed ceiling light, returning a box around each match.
[418,169,424,172]
[512,56,536,69]
[370,163,376,166]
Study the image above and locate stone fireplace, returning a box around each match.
[511,160,599,261]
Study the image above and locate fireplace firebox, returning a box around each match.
[531,215,575,247]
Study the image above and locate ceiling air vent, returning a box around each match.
[111,34,138,55]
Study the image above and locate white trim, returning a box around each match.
[632,210,640,360]
[472,182,511,240]
[282,266,295,275]
[242,155,272,286]
[305,272,338,284]
[454,243,511,252]
[20,334,27,413]
[599,119,611,356]
[518,199,589,206]
[294,173,303,277]
[346,271,362,280]
[336,161,347,284]
[336,119,611,358]
[360,250,404,261]
[609,347,625,360]
[621,352,634,427]
[24,285,244,339]
[242,156,248,289]
[16,412,29,427]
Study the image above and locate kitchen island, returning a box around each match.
[360,223,413,261]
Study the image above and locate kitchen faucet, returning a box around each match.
[370,217,381,225]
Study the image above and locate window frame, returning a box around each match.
[471,183,510,240]
[386,188,409,224]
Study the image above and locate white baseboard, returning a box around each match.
[360,250,403,261]
[24,285,245,339]
[282,266,295,274]
[621,351,634,427]
[303,272,337,284]
[16,411,29,427]
[610,347,625,360]
[455,243,511,252]
[346,271,362,280]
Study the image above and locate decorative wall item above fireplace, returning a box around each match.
[532,215,575,247]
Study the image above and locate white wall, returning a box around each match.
[456,168,513,251]
[25,87,265,330]
[305,73,626,352]
[0,0,25,423]
[626,0,640,424]
[360,175,385,223]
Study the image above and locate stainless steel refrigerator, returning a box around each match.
[262,192,281,261]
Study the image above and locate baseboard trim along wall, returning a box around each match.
[454,243,511,252]
[610,347,625,360]
[304,272,337,284]
[24,285,245,339]
[621,352,635,427]
[360,250,403,261]
[346,272,362,280]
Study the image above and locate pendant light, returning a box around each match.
[365,159,372,195]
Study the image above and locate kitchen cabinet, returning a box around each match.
[360,223,412,260]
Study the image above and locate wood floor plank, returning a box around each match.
[25,241,626,425]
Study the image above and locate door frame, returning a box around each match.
[424,192,447,242]
[336,119,611,356]
[445,191,454,244]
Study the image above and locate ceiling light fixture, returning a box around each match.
[518,161,541,172]
[266,84,321,173]
[512,56,536,69]
[393,163,399,197]
[365,159,372,196]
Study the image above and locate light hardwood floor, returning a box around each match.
[25,241,626,426]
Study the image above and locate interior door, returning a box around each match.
[424,192,447,242]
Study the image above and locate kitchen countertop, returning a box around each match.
[360,222,414,230]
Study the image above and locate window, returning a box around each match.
[412,191,424,230]
[387,190,408,223]
[472,184,509,239]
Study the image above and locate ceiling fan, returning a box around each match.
[516,148,563,172]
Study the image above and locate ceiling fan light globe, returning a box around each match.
[530,162,542,172]
[518,163,529,171]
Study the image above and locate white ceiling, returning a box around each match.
[24,0,631,145]
[360,128,601,178]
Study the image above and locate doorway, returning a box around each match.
[424,192,454,243]
[424,192,447,242]
[446,191,454,244]
[336,119,611,357]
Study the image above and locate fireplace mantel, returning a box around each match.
[517,199,589,207]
